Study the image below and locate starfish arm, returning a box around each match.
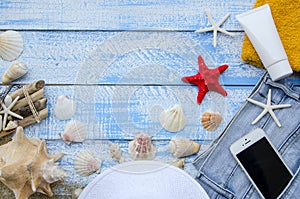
[217,28,235,37]
[247,98,266,108]
[8,96,20,109]
[197,85,209,104]
[269,109,282,127]
[195,27,214,32]
[218,64,229,73]
[213,29,217,48]
[205,9,216,26]
[207,83,227,96]
[217,13,231,27]
[198,55,208,72]
[0,115,2,131]
[271,104,291,109]
[252,109,268,125]
[3,113,8,130]
[267,89,272,106]
[8,111,23,120]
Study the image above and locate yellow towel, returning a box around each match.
[241,0,300,72]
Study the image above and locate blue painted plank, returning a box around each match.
[0,0,255,30]
[0,31,266,85]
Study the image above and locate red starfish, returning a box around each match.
[181,56,228,104]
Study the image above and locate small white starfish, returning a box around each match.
[247,89,291,127]
[0,96,23,130]
[195,10,235,48]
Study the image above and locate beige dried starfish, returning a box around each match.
[0,96,23,130]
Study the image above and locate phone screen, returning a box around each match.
[236,137,292,199]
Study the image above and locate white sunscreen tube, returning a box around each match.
[237,4,293,81]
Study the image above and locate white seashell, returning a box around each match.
[170,158,185,169]
[201,111,222,131]
[74,150,101,176]
[42,159,67,184]
[109,142,124,163]
[128,133,156,160]
[3,120,18,131]
[60,120,87,144]
[0,30,24,61]
[54,95,76,120]
[4,95,12,106]
[159,104,187,132]
[2,61,27,84]
[168,137,201,158]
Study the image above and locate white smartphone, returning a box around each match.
[230,128,293,199]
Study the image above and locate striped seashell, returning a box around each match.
[201,111,222,131]
[60,120,87,144]
[74,150,101,176]
[2,61,27,84]
[168,137,200,158]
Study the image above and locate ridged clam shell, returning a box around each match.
[2,61,27,84]
[159,104,187,132]
[109,142,124,163]
[60,120,87,144]
[0,30,24,61]
[201,111,222,131]
[168,137,201,158]
[54,95,76,120]
[74,150,101,176]
[128,133,156,160]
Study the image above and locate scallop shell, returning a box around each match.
[2,61,27,84]
[159,104,187,132]
[201,111,222,131]
[168,137,201,158]
[170,158,185,169]
[54,95,76,120]
[128,133,156,160]
[4,95,12,106]
[0,127,66,199]
[109,142,124,163]
[74,150,101,176]
[60,120,87,144]
[0,30,24,61]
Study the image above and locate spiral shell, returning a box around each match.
[54,95,76,120]
[170,158,185,169]
[201,111,222,131]
[74,150,101,176]
[168,137,201,158]
[159,104,187,132]
[0,30,24,61]
[60,120,87,144]
[128,133,156,160]
[2,61,27,84]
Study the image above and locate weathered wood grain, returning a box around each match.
[0,0,255,31]
[0,31,266,85]
[8,85,252,141]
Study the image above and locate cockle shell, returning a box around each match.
[2,61,27,84]
[0,30,24,61]
[60,120,87,144]
[54,95,76,120]
[170,158,185,169]
[168,137,201,158]
[128,133,156,160]
[109,142,124,163]
[201,111,222,131]
[0,127,66,199]
[74,150,101,176]
[159,104,187,132]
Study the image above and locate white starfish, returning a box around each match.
[0,96,23,130]
[247,89,291,127]
[195,10,235,48]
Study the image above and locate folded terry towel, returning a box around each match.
[241,0,300,72]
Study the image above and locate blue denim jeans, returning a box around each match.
[193,73,300,199]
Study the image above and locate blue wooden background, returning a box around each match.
[0,0,299,198]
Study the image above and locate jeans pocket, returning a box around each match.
[279,167,300,199]
[196,172,236,199]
